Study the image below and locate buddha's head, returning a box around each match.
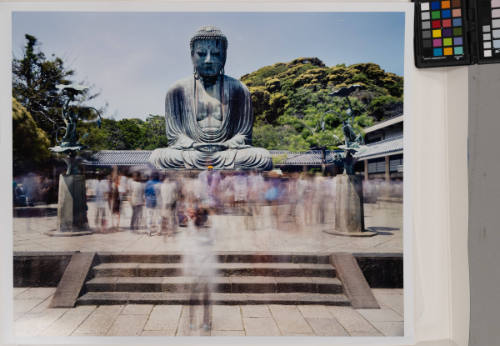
[190,26,227,78]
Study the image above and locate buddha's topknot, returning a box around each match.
[190,26,228,51]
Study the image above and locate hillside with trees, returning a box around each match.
[242,57,403,151]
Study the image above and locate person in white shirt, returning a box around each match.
[129,172,145,232]
[94,174,110,232]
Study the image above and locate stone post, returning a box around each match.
[334,174,364,233]
[322,174,376,237]
[48,174,92,236]
[320,173,376,238]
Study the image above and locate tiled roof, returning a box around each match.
[84,138,403,168]
[355,136,403,160]
[85,150,153,166]
[363,114,403,134]
[273,150,339,166]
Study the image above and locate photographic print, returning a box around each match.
[9,4,409,340]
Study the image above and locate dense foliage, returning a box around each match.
[243,57,403,151]
[12,34,100,145]
[12,98,51,172]
[79,115,169,150]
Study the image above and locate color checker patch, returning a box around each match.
[443,47,453,55]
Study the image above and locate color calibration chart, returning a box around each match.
[415,0,470,67]
[415,0,500,67]
[476,0,500,62]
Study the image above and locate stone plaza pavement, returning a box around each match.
[13,287,403,336]
[12,201,403,337]
[13,201,403,253]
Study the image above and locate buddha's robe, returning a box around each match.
[149,75,272,170]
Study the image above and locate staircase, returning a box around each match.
[76,252,351,306]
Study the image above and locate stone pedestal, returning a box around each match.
[48,174,92,236]
[324,174,376,237]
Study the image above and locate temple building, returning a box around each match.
[355,114,403,181]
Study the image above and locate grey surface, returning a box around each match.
[14,289,403,336]
[57,174,88,232]
[50,252,95,308]
[334,174,365,233]
[14,200,403,253]
[330,253,379,309]
[468,65,500,346]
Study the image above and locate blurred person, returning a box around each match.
[160,173,180,237]
[264,175,281,230]
[176,174,192,228]
[128,172,144,232]
[144,172,161,236]
[233,171,248,214]
[21,172,39,205]
[303,173,315,225]
[218,172,235,212]
[183,188,215,332]
[108,174,122,231]
[13,180,28,207]
[39,177,52,204]
[94,174,110,232]
[285,173,298,222]
[314,173,328,224]
[295,172,309,226]
[247,170,265,230]
[198,166,221,211]
[119,173,131,219]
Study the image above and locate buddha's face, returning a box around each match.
[191,39,226,78]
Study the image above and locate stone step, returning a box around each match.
[77,291,351,306]
[86,276,343,294]
[92,262,336,278]
[96,252,331,264]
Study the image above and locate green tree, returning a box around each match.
[12,98,51,172]
[81,115,169,151]
[253,124,309,151]
[142,115,169,149]
[116,118,145,149]
[12,34,99,144]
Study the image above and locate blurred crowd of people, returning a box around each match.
[13,173,56,207]
[85,169,348,235]
[13,169,403,236]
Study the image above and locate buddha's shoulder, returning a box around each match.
[167,77,193,93]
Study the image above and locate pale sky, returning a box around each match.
[12,12,405,120]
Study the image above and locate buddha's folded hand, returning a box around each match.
[193,142,228,152]
[170,135,195,149]
[222,134,251,149]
